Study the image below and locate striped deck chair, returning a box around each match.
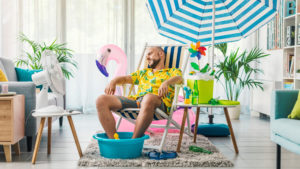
[114,44,192,151]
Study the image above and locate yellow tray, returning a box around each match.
[219,100,240,105]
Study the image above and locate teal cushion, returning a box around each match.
[15,68,43,89]
[15,68,42,81]
[271,118,300,144]
[192,123,230,137]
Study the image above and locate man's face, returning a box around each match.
[146,48,161,69]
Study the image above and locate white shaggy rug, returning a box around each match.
[78,133,234,167]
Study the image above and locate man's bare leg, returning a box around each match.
[132,94,162,138]
[96,95,122,139]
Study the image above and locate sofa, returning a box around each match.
[270,90,300,169]
[0,57,64,151]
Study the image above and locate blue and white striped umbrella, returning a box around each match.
[146,0,279,46]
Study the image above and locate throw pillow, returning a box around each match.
[15,68,43,90]
[288,91,300,119]
[0,69,8,81]
[15,68,42,81]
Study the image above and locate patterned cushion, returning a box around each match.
[143,46,185,69]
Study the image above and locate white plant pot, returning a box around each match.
[227,105,241,120]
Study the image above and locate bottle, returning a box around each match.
[183,86,192,104]
[209,69,215,76]
[200,63,210,73]
[192,80,199,105]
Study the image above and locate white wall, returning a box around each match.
[251,24,283,116]
[257,25,283,81]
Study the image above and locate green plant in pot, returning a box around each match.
[214,43,269,119]
[16,33,77,79]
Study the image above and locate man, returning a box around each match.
[96,47,183,139]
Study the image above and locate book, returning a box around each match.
[267,0,284,50]
[284,82,294,90]
[290,56,294,75]
[287,53,295,77]
[286,25,295,46]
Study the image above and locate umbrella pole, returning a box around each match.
[211,0,215,67]
[208,0,216,120]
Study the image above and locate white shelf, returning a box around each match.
[284,46,295,49]
[285,15,296,20]
[282,0,300,90]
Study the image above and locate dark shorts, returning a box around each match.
[116,96,167,112]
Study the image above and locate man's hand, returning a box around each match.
[104,75,133,95]
[158,81,169,98]
[158,76,183,98]
[105,80,116,95]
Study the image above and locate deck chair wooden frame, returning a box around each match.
[114,43,192,152]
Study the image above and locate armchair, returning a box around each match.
[270,90,300,169]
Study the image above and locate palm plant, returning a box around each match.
[16,33,77,79]
[214,43,269,101]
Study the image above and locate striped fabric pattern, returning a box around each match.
[143,46,185,69]
[115,109,165,120]
[146,0,279,45]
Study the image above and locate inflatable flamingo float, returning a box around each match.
[96,44,128,129]
[96,44,127,78]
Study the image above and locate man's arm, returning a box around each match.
[163,76,183,85]
[111,75,133,85]
[158,76,183,98]
[105,75,133,95]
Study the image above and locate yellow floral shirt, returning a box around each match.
[129,68,182,113]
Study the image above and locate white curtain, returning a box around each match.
[22,0,57,46]
[1,0,22,60]
[65,0,125,113]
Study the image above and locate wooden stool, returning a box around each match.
[31,111,83,164]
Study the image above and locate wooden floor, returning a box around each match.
[0,113,300,169]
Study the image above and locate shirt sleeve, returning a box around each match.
[130,70,140,85]
[170,68,182,77]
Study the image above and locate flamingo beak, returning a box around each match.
[96,60,109,77]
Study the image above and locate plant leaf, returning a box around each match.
[191,62,200,71]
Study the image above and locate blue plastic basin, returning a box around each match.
[93,132,150,159]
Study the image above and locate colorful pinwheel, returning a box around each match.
[189,41,206,60]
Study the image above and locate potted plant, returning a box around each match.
[214,43,269,119]
[15,33,77,79]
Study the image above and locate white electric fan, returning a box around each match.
[32,50,65,115]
